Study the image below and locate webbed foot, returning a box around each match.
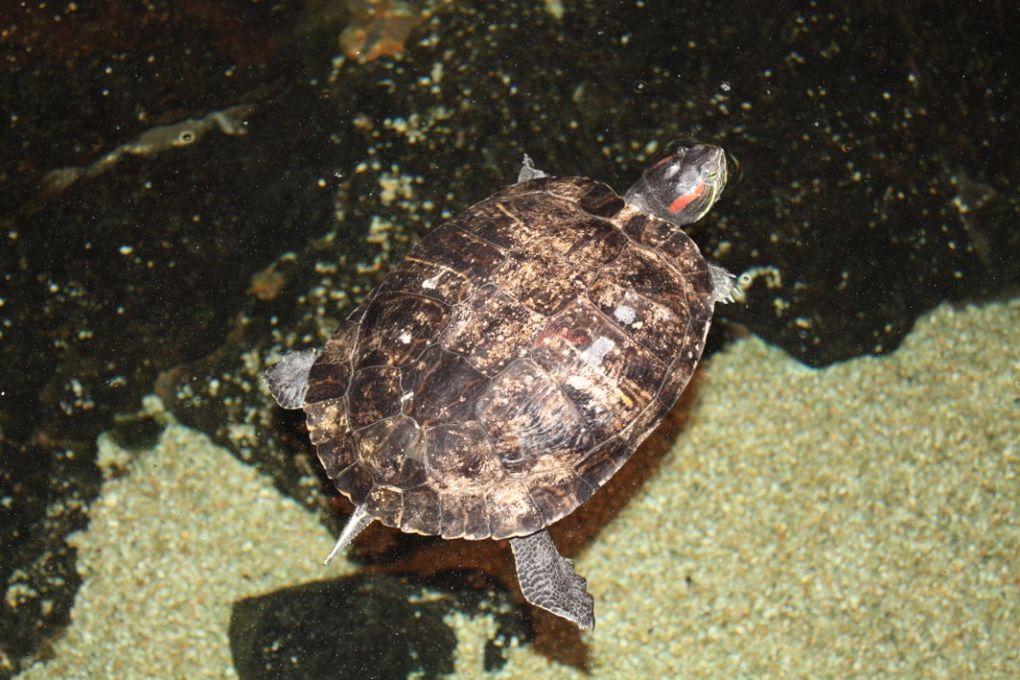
[509,529,594,629]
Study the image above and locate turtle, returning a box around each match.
[264,144,737,629]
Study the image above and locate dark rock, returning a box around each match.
[108,413,166,452]
[0,438,99,674]
[0,1,318,672]
[229,573,528,679]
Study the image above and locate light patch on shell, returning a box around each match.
[613,304,637,325]
[421,273,441,289]
[399,330,413,344]
[580,336,615,367]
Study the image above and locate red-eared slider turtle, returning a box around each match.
[265,144,736,629]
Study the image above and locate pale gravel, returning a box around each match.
[17,399,350,679]
[16,299,1019,678]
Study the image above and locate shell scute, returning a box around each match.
[424,421,503,491]
[348,365,403,429]
[335,462,373,506]
[531,298,663,443]
[459,494,490,540]
[366,485,403,527]
[410,223,505,281]
[577,181,627,218]
[440,284,546,376]
[528,473,597,526]
[574,436,633,490]
[401,485,442,535]
[475,358,588,476]
[591,243,699,326]
[400,344,489,425]
[488,248,585,316]
[587,278,688,357]
[561,217,629,267]
[305,397,349,445]
[487,483,544,540]
[304,361,351,404]
[355,292,449,368]
[377,253,469,305]
[454,201,521,250]
[439,492,486,539]
[314,433,358,479]
[356,415,426,487]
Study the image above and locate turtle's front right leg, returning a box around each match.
[509,529,595,629]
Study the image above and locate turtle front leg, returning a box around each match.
[516,154,548,183]
[263,349,317,409]
[509,529,595,629]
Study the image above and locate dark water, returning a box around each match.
[1,1,1017,677]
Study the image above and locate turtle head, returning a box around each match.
[623,144,728,226]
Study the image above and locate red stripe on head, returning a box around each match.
[649,154,675,171]
[668,180,705,214]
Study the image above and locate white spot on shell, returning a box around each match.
[400,391,414,404]
[422,273,441,289]
[580,336,615,367]
[399,331,413,344]
[613,304,636,325]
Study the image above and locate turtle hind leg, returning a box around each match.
[509,529,595,630]
[324,504,373,565]
[262,349,318,409]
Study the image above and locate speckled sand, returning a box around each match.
[16,398,352,679]
[17,299,1019,678]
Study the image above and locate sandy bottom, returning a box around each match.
[17,299,1019,678]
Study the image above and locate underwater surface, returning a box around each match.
[1,1,1017,677]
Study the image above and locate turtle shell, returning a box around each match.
[301,175,718,541]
